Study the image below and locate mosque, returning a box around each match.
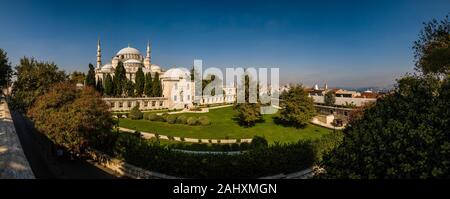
[94,40,236,111]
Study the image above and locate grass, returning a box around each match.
[118,106,333,144]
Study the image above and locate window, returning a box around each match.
[174,95,177,101]
[159,101,163,106]
[187,83,190,90]
[127,102,131,108]
[174,83,178,90]
[152,101,156,107]
[136,102,140,107]
[119,102,123,108]
[187,95,190,101]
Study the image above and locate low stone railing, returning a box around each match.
[119,127,252,144]
[0,98,35,179]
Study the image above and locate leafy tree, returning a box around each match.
[0,49,12,93]
[234,75,262,127]
[125,79,135,97]
[27,82,114,156]
[85,63,96,87]
[413,14,450,75]
[152,72,162,97]
[113,61,126,97]
[69,71,85,85]
[144,72,153,97]
[11,57,66,111]
[104,73,114,96]
[135,67,145,97]
[320,75,450,179]
[277,84,315,128]
[324,91,336,106]
[250,136,268,148]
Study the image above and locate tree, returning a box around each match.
[234,74,262,127]
[152,72,162,97]
[11,57,66,112]
[324,91,336,106]
[69,71,85,85]
[277,84,315,128]
[96,77,104,94]
[113,61,126,97]
[0,49,12,93]
[85,63,96,87]
[125,79,135,97]
[104,73,114,96]
[144,72,153,97]
[320,75,450,179]
[135,67,145,97]
[413,14,450,75]
[27,82,114,156]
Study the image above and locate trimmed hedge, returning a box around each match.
[108,132,343,178]
[198,116,211,125]
[129,106,143,120]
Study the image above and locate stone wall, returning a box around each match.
[0,99,35,179]
[87,150,179,179]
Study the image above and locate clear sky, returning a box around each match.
[0,0,449,88]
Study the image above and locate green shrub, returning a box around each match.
[250,136,268,148]
[231,143,240,151]
[176,115,188,124]
[240,142,250,150]
[198,116,211,125]
[129,106,143,120]
[147,114,164,122]
[186,117,198,125]
[166,115,178,124]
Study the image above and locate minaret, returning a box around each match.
[96,39,102,68]
[144,40,151,68]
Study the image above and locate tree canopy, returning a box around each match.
[85,63,96,87]
[144,72,153,97]
[27,82,114,156]
[135,67,145,97]
[113,61,126,97]
[0,49,12,92]
[11,57,66,111]
[277,84,315,128]
[324,91,336,106]
[413,14,450,75]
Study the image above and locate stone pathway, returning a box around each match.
[0,99,35,179]
[118,127,252,144]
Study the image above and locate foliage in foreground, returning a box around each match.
[28,82,114,155]
[319,75,450,179]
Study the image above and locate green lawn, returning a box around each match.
[118,106,332,144]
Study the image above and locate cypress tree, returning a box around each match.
[113,61,126,97]
[126,79,135,97]
[104,73,114,96]
[85,63,96,87]
[135,67,145,97]
[152,72,162,97]
[144,72,153,97]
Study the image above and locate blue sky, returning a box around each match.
[0,0,449,87]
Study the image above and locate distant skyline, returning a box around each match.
[0,0,449,88]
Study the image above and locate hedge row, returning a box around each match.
[145,113,211,126]
[108,131,343,178]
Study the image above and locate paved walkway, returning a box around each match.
[0,98,35,179]
[119,127,252,144]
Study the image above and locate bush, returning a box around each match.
[186,117,198,125]
[198,116,211,125]
[250,136,268,149]
[147,114,165,122]
[166,115,178,124]
[129,106,143,120]
[176,115,188,124]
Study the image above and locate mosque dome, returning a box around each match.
[116,46,141,56]
[162,67,190,79]
[123,59,142,64]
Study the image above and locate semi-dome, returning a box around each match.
[162,67,190,79]
[101,63,113,70]
[116,46,141,55]
[151,64,162,72]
